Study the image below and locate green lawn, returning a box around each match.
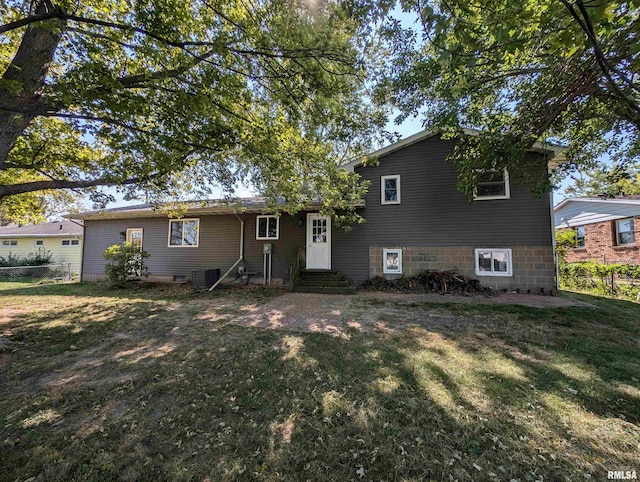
[0,283,638,481]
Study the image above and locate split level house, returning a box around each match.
[0,220,83,275]
[70,130,563,292]
[554,196,640,264]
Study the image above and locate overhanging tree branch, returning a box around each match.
[0,176,142,199]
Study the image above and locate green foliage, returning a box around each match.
[382,0,640,197]
[0,0,391,226]
[555,228,578,263]
[103,242,150,288]
[559,261,640,299]
[565,162,640,198]
[0,248,55,267]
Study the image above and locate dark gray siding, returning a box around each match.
[83,214,305,281]
[332,136,553,280]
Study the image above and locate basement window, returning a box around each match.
[383,248,403,274]
[475,248,512,277]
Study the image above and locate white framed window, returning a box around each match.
[575,226,585,247]
[381,175,401,204]
[61,239,80,247]
[126,228,144,249]
[256,215,279,240]
[615,218,635,245]
[168,219,199,247]
[475,248,512,277]
[35,239,44,247]
[1,239,17,247]
[383,248,403,274]
[474,169,510,200]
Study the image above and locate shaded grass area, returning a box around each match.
[1,284,639,481]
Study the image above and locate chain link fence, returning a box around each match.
[0,263,72,287]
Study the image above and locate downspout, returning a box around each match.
[209,214,244,291]
[548,163,559,291]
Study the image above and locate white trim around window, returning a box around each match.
[615,218,635,245]
[383,248,403,274]
[168,218,200,247]
[256,215,279,240]
[381,175,401,205]
[473,169,510,200]
[61,239,80,247]
[1,239,17,247]
[475,248,513,277]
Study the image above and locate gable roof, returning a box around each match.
[0,220,83,238]
[553,196,640,228]
[341,128,566,172]
[67,196,347,221]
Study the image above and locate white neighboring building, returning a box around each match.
[0,221,83,275]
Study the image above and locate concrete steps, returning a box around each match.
[293,270,356,295]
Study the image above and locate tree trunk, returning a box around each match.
[0,0,66,166]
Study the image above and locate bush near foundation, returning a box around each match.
[103,242,150,288]
[360,270,490,295]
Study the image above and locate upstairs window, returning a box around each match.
[2,240,17,247]
[168,219,199,247]
[381,175,401,204]
[61,239,80,247]
[475,248,512,277]
[616,218,635,245]
[474,169,510,200]
[575,226,585,247]
[256,215,279,240]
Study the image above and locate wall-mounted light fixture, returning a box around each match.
[297,216,304,227]
[119,231,126,240]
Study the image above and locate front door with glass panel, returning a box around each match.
[126,228,143,248]
[306,214,331,269]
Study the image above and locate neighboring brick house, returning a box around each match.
[71,129,563,291]
[554,196,640,264]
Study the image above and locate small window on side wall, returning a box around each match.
[2,239,17,247]
[383,248,403,274]
[475,248,512,277]
[256,215,279,240]
[474,169,510,200]
[168,219,199,247]
[575,226,585,247]
[35,239,44,247]
[381,175,401,204]
[61,239,80,247]
[615,218,635,245]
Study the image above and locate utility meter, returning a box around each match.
[263,243,272,255]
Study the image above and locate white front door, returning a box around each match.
[306,214,331,269]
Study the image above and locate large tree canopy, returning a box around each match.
[382,0,639,196]
[0,0,389,222]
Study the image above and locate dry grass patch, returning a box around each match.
[0,283,638,481]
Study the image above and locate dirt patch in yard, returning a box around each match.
[228,291,593,336]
